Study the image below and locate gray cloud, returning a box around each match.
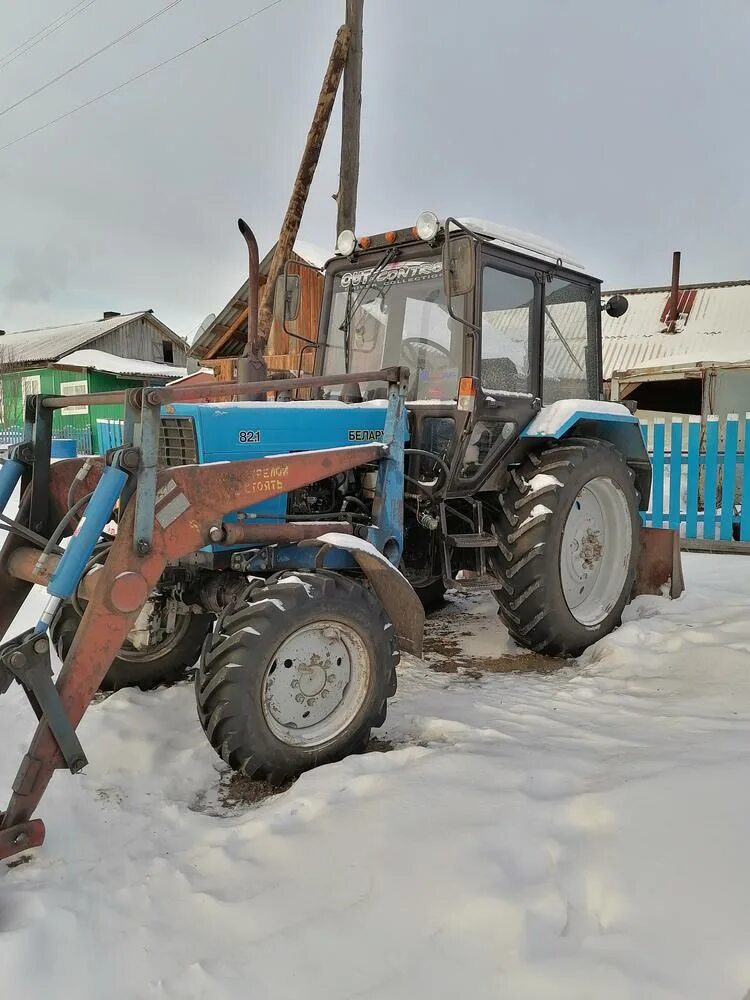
[1,0,748,336]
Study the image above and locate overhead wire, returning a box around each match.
[0,0,286,154]
[0,0,101,72]
[0,0,186,120]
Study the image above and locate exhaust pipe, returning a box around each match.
[237,219,267,399]
[667,250,681,333]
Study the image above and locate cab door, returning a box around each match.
[449,255,543,491]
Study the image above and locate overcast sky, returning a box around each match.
[1,0,749,339]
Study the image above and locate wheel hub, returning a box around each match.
[263,621,370,747]
[560,476,632,627]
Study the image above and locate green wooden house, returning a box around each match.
[0,310,188,453]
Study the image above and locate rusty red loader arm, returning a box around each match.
[0,367,421,863]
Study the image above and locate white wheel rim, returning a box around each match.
[262,621,371,748]
[560,476,632,627]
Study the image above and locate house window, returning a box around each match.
[21,375,42,417]
[60,379,89,416]
[162,341,174,363]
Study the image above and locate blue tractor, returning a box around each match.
[0,215,679,860]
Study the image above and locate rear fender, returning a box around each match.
[522,401,651,509]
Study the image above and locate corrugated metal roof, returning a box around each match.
[55,349,187,380]
[602,280,750,377]
[0,311,176,365]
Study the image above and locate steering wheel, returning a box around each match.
[401,337,456,398]
[401,337,454,367]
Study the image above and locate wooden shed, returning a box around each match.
[189,241,329,381]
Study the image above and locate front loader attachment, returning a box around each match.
[634,525,685,600]
[0,367,412,863]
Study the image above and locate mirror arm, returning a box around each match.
[281,259,299,339]
[443,216,481,344]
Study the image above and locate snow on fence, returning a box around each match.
[641,414,749,544]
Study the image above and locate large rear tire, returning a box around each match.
[52,603,214,691]
[491,439,640,656]
[195,573,398,784]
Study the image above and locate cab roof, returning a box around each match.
[456,217,585,272]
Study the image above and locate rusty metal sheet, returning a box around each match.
[633,526,685,599]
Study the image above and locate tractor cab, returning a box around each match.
[286,214,623,495]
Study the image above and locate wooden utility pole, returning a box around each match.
[256,24,351,348]
[336,0,363,236]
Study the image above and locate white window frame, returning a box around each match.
[21,375,42,416]
[60,379,89,416]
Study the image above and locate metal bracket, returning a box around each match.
[133,395,160,556]
[27,396,53,536]
[0,629,87,775]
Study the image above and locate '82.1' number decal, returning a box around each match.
[238,429,261,444]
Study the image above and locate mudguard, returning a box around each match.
[309,532,424,657]
[522,399,651,503]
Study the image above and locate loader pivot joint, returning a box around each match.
[0,629,88,775]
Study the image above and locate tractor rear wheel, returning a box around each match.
[195,573,398,784]
[490,439,640,656]
[52,602,214,691]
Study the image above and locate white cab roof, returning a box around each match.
[456,217,586,273]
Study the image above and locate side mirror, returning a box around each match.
[443,235,475,299]
[604,293,628,318]
[273,272,301,324]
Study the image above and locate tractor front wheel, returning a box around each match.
[491,439,640,656]
[52,602,214,691]
[195,573,398,784]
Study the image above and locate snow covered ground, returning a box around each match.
[2,544,750,998]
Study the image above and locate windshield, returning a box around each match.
[321,256,464,401]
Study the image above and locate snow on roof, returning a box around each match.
[0,310,182,366]
[258,238,333,273]
[457,217,585,272]
[602,280,750,378]
[55,349,187,380]
[290,239,332,270]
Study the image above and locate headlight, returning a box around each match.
[415,211,440,241]
[336,229,357,255]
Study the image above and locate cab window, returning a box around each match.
[480,267,535,393]
[542,277,597,403]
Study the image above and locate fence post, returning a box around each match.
[741,413,750,543]
[720,414,739,541]
[685,416,700,539]
[651,420,665,528]
[703,416,720,540]
[668,419,683,531]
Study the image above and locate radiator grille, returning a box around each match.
[159,417,198,467]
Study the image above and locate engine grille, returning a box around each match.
[159,417,198,467]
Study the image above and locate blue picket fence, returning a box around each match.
[641,414,748,543]
[0,424,92,455]
[96,418,124,453]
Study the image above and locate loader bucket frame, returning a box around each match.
[0,366,418,862]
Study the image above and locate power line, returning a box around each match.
[0,0,101,72]
[0,0,286,154]
[0,0,187,120]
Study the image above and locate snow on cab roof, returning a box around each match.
[457,217,585,272]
